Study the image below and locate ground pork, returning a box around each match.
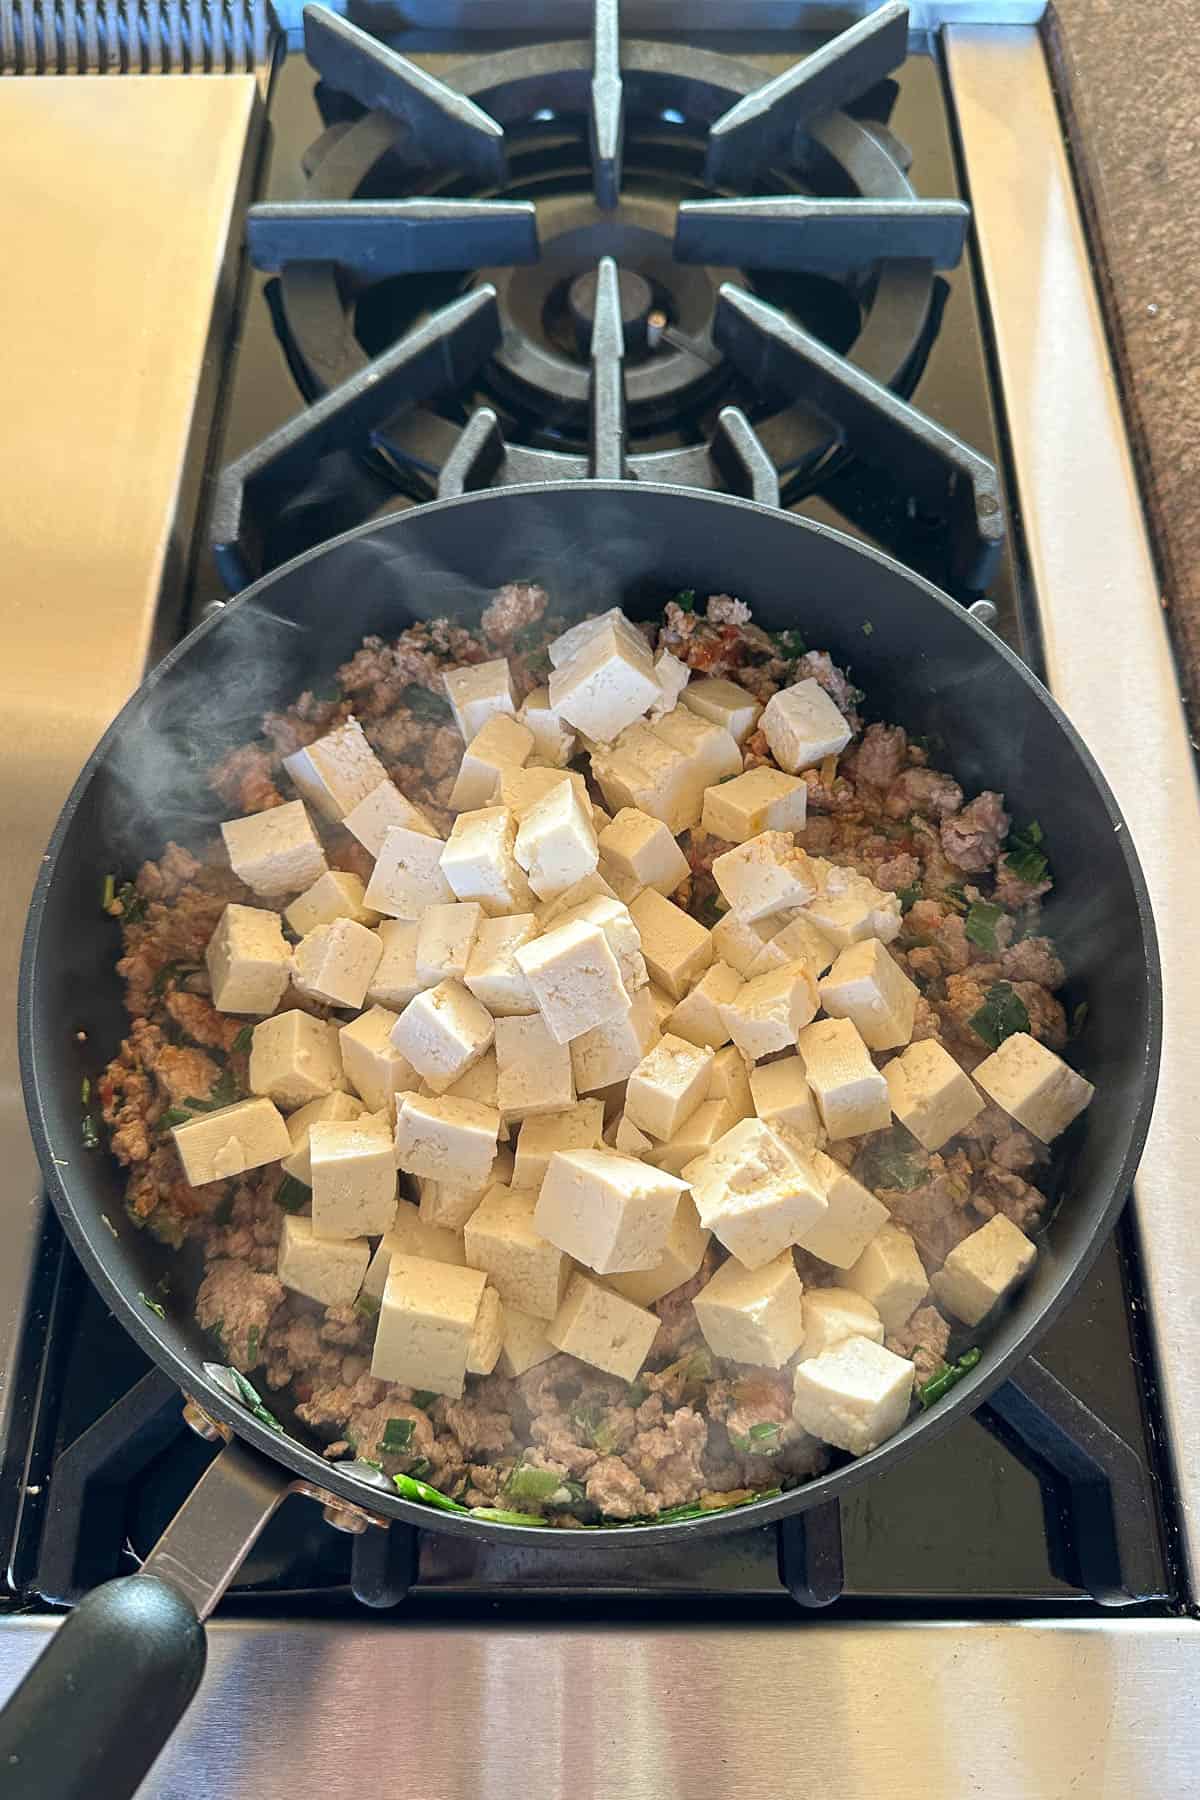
[436,1392,517,1460]
[194,1260,284,1370]
[586,1456,659,1519]
[970,1163,1048,1232]
[886,1305,952,1386]
[875,1155,975,1269]
[940,790,1011,873]
[847,722,908,788]
[705,593,752,627]
[1000,935,1066,989]
[993,859,1053,909]
[884,766,963,820]
[479,581,548,646]
[626,1406,708,1509]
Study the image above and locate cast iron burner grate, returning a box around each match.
[210,0,1004,595]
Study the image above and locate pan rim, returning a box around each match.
[18,482,1163,1547]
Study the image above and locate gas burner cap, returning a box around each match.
[568,264,653,353]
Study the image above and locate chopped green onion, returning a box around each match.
[228,1369,285,1433]
[469,1508,545,1525]
[626,1380,647,1407]
[101,873,116,911]
[113,881,147,924]
[354,1291,380,1318]
[275,1174,311,1214]
[964,901,1004,952]
[861,620,875,636]
[381,1417,416,1454]
[857,1134,927,1193]
[656,1488,781,1524]
[673,589,695,613]
[504,1462,564,1504]
[245,1327,261,1366]
[1004,819,1049,887]
[773,629,806,658]
[1070,1001,1090,1040]
[918,1346,982,1409]
[183,1067,238,1112]
[897,884,922,914]
[81,1114,100,1151]
[138,1291,166,1319]
[411,1390,438,1410]
[398,683,452,724]
[730,1420,783,1456]
[969,981,1031,1050]
[152,959,201,997]
[407,1458,431,1481]
[158,1106,192,1132]
[392,1471,469,1513]
[942,883,968,914]
[80,1076,91,1106]
[232,1024,253,1054]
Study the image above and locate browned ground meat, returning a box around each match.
[886,1306,952,1386]
[884,766,964,820]
[1000,935,1066,988]
[847,722,908,788]
[480,580,548,645]
[940,790,1011,873]
[195,1260,285,1370]
[586,1456,658,1519]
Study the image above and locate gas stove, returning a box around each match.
[3,5,1199,1794]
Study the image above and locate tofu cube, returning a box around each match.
[761,678,853,773]
[172,1096,291,1187]
[546,1272,659,1381]
[712,832,818,923]
[512,1100,606,1191]
[291,917,383,1011]
[665,961,742,1050]
[845,1223,928,1332]
[249,1010,345,1109]
[496,1303,557,1378]
[750,1054,821,1141]
[415,902,483,987]
[367,920,425,1009]
[683,1117,827,1270]
[417,1173,490,1233]
[443,657,516,742]
[339,1005,418,1113]
[514,780,599,901]
[796,1288,885,1361]
[536,870,619,929]
[284,870,379,938]
[885,1039,986,1151]
[547,607,646,669]
[804,861,902,948]
[548,621,660,742]
[607,1196,710,1306]
[791,1336,915,1455]
[277,1214,369,1308]
[436,1046,502,1118]
[624,1033,715,1141]
[711,910,776,977]
[389,979,494,1091]
[515,919,629,1044]
[205,903,291,1016]
[467,1284,504,1375]
[363,825,454,920]
[681,675,763,745]
[518,685,576,767]
[798,1151,890,1269]
[746,914,837,983]
[535,1148,686,1274]
[550,895,647,998]
[651,708,741,791]
[494,1012,576,1121]
[598,807,689,897]
[931,1214,1038,1326]
[972,1033,1095,1142]
[281,1091,366,1185]
[463,1183,571,1318]
[796,1018,891,1139]
[449,713,535,812]
[343,780,438,856]
[701,767,808,843]
[221,800,327,898]
[310,1114,398,1240]
[499,765,592,821]
[649,648,691,721]
[707,1044,755,1119]
[590,724,699,834]
[627,889,713,1000]
[648,983,676,1029]
[463,913,539,1015]
[282,716,387,822]
[393,1092,500,1189]
[362,1202,469,1300]
[570,984,660,1094]
[651,1098,741,1177]
[693,1250,805,1369]
[719,960,819,1061]
[819,938,918,1052]
[611,1113,654,1158]
[371,1255,490,1398]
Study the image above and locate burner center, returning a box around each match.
[568,265,654,353]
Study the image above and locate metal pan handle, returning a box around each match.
[0,1434,290,1800]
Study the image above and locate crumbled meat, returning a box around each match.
[481,581,548,646]
[651,1242,721,1360]
[436,1392,517,1460]
[993,860,1053,908]
[875,1154,975,1269]
[626,1405,708,1509]
[209,745,284,814]
[705,593,752,627]
[940,791,1011,873]
[848,723,908,789]
[586,1456,659,1519]
[971,1163,1048,1231]
[874,851,922,892]
[204,1171,286,1269]
[884,767,964,821]
[886,1305,952,1387]
[163,989,245,1054]
[1000,936,1066,989]
[195,1259,284,1370]
[134,844,203,903]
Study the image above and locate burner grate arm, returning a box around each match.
[588,256,629,482]
[589,0,624,211]
[676,196,969,276]
[246,200,539,277]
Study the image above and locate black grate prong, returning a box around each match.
[588,257,628,481]
[705,0,909,189]
[777,1501,845,1608]
[711,406,780,507]
[302,4,506,185]
[676,196,968,275]
[439,408,507,497]
[248,201,539,277]
[715,284,1004,591]
[350,1521,419,1609]
[589,0,624,211]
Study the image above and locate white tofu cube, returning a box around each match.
[393,1092,500,1189]
[441,808,535,918]
[371,1255,489,1398]
[627,888,713,1000]
[546,1272,659,1380]
[443,657,516,742]
[885,1039,986,1151]
[649,648,691,721]
[693,1250,805,1368]
[804,861,902,948]
[221,800,327,898]
[518,685,576,767]
[845,1223,928,1332]
[515,919,629,1044]
[708,1045,755,1119]
[547,607,646,668]
[496,1303,557,1377]
[791,1336,915,1454]
[339,1005,417,1113]
[513,780,599,902]
[711,910,775,977]
[550,894,647,998]
[746,913,837,981]
[798,1151,890,1269]
[665,961,742,1050]
[750,1055,821,1140]
[535,1148,686,1275]
[277,1214,369,1308]
[761,678,853,773]
[390,979,494,1091]
[796,1288,885,1361]
[650,1099,740,1177]
[512,1100,606,1191]
[712,832,818,923]
[363,825,454,920]
[570,985,660,1092]
[498,765,592,821]
[362,1200,468,1301]
[463,913,539,1015]
[436,1046,503,1119]
[416,1174,490,1233]
[598,807,689,897]
[249,1010,345,1109]
[415,902,482,987]
[607,1196,710,1306]
[467,1284,504,1375]
[535,870,619,928]
[701,767,808,843]
[281,1091,366,1185]
[343,780,438,856]
[284,870,379,938]
[719,960,820,1061]
[931,1214,1038,1326]
[463,1183,571,1319]
[684,1117,827,1270]
[494,1012,576,1122]
[367,920,425,1009]
[449,713,534,812]
[652,708,741,791]
[205,903,291,1016]
[796,1017,891,1139]
[282,716,387,822]
[310,1114,397,1240]
[609,1112,655,1157]
[291,917,383,1011]
[972,1033,1095,1142]
[590,723,699,834]
[172,1096,291,1187]
[548,621,660,742]
[648,983,676,1029]
[624,1034,715,1141]
[681,676,763,745]
[819,938,918,1053]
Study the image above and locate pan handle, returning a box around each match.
[0,1433,291,1800]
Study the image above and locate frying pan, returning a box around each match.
[2,484,1159,1796]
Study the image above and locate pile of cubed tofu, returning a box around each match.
[177,605,1095,1464]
